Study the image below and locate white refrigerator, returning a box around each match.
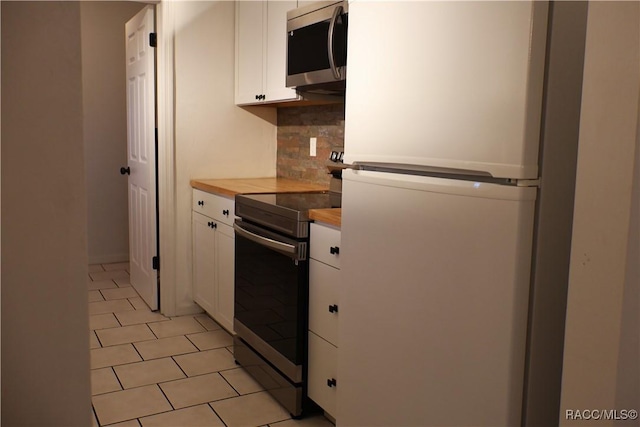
[337,1,582,426]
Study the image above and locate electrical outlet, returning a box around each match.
[310,137,317,157]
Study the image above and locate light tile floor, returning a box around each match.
[89,263,334,427]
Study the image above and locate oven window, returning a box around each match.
[234,234,308,365]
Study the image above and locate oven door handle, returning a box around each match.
[233,222,297,255]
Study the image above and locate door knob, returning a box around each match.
[120,166,130,175]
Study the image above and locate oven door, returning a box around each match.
[233,219,309,383]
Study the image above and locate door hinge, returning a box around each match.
[149,33,157,48]
[152,256,160,270]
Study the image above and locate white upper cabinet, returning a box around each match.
[343,1,549,179]
[235,0,300,105]
[235,1,264,105]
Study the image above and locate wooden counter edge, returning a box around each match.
[309,208,342,228]
[190,178,328,197]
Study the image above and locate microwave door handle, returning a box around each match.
[327,5,343,80]
[233,222,297,255]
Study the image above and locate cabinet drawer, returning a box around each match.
[192,189,235,225]
[307,331,337,417]
[309,259,339,346]
[310,223,341,268]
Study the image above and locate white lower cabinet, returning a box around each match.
[308,331,338,416]
[308,222,341,419]
[192,190,236,333]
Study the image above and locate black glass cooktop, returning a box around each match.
[235,191,340,222]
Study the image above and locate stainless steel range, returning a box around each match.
[232,191,339,417]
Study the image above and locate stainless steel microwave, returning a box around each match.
[286,1,348,93]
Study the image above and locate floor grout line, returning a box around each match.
[89,262,332,427]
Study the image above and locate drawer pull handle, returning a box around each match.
[328,304,338,313]
[198,201,204,206]
[223,209,230,216]
[327,378,337,388]
[330,246,340,255]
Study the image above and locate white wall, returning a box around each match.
[171,1,277,315]
[560,2,640,425]
[81,1,146,264]
[614,94,639,424]
[1,2,91,425]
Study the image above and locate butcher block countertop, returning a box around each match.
[309,208,342,228]
[190,177,328,197]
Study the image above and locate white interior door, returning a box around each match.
[126,6,158,310]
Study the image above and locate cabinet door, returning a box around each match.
[192,212,216,317]
[309,259,339,345]
[192,189,235,225]
[310,223,341,269]
[264,0,299,102]
[236,1,264,105]
[215,223,235,333]
[308,331,338,417]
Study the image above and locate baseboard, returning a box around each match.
[88,253,129,265]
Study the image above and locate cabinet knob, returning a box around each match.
[330,246,340,255]
[208,221,217,229]
[120,166,130,175]
[328,304,338,313]
[198,201,204,206]
[255,94,259,100]
[223,209,230,216]
[327,378,337,388]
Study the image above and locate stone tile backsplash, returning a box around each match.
[277,103,345,186]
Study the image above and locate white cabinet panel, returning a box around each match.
[192,189,235,226]
[310,222,341,268]
[265,0,299,101]
[309,259,339,346]
[216,223,235,332]
[307,331,338,417]
[235,1,264,105]
[235,0,299,105]
[192,212,217,316]
[308,222,341,418]
[191,191,236,333]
